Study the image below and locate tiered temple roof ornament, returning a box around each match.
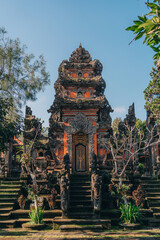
[48,45,113,170]
[48,44,112,117]
[69,43,92,63]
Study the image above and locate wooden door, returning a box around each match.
[75,143,86,172]
[72,132,88,173]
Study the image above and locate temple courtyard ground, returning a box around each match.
[1,228,160,240]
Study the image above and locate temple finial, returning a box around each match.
[79,43,82,48]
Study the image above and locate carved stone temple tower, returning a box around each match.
[48,44,113,174]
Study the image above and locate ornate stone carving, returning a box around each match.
[91,153,102,216]
[68,113,94,134]
[48,45,113,172]
[47,187,57,209]
[59,154,70,218]
[64,113,98,161]
[132,185,146,208]
[69,43,92,63]
[91,152,98,173]
[60,175,68,217]
[91,173,102,216]
[63,153,70,174]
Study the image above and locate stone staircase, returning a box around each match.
[53,174,111,231]
[0,178,22,228]
[10,192,62,227]
[141,177,160,226]
[11,209,62,227]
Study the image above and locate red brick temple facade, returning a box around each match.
[48,44,113,174]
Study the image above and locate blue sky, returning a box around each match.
[0,0,154,127]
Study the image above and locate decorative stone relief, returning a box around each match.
[64,113,98,162]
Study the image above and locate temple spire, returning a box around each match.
[69,44,92,63]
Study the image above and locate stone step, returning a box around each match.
[0,219,16,228]
[2,178,20,181]
[70,195,91,200]
[70,179,91,183]
[147,197,160,201]
[70,182,91,186]
[0,203,14,208]
[0,208,13,213]
[53,217,111,226]
[1,181,21,185]
[60,224,104,232]
[0,198,16,203]
[69,211,94,219]
[0,184,21,189]
[0,189,20,193]
[0,213,10,220]
[70,191,91,196]
[69,205,93,212]
[0,193,19,198]
[148,201,160,207]
[70,199,92,206]
[71,175,90,180]
[151,207,160,213]
[142,180,160,184]
[148,218,160,227]
[147,193,160,197]
[11,209,62,219]
[140,209,153,218]
[144,188,160,192]
[142,184,160,189]
[140,176,155,181]
[153,213,160,219]
[70,186,91,191]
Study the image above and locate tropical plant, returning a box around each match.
[29,208,44,224]
[126,1,160,122]
[126,0,160,60]
[120,202,142,224]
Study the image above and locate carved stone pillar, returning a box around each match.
[60,153,70,218]
[91,153,102,218]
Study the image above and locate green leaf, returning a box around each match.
[133,20,143,26]
[135,32,145,40]
[126,25,137,31]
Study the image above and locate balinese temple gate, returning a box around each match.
[48,44,113,174]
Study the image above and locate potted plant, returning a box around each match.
[119,202,142,230]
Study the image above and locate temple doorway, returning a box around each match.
[72,132,89,174]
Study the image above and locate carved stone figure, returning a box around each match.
[91,173,102,216]
[132,185,146,207]
[60,175,68,217]
[18,195,26,209]
[91,152,97,173]
[47,187,57,209]
[63,153,70,174]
